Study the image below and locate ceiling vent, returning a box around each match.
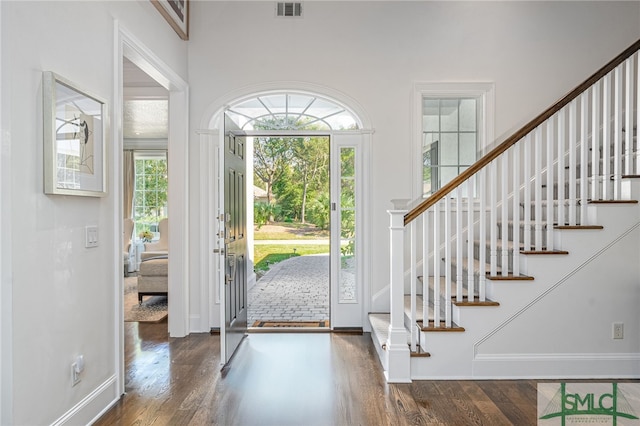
[276,2,302,18]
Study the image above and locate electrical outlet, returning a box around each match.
[71,362,81,386]
[613,322,624,339]
[71,355,84,386]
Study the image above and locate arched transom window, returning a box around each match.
[225,92,360,131]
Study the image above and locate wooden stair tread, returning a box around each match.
[520,250,569,255]
[589,199,638,204]
[453,297,499,307]
[417,319,465,332]
[554,225,603,230]
[487,274,534,281]
[410,347,431,357]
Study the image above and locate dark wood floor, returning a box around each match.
[95,322,633,425]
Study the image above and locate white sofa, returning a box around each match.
[137,218,168,303]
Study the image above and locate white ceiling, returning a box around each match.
[123,58,169,141]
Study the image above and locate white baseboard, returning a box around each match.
[52,375,118,426]
[471,353,640,378]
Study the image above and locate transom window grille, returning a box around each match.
[423,97,481,196]
[225,92,359,131]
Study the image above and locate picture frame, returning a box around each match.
[43,71,108,197]
[151,0,189,40]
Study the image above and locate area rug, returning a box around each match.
[124,276,168,323]
[251,320,328,328]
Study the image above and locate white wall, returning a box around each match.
[188,1,640,317]
[0,1,187,424]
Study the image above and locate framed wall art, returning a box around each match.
[151,0,189,40]
[43,71,108,197]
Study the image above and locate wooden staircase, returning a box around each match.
[371,38,640,383]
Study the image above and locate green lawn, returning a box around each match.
[254,244,330,271]
[254,222,329,240]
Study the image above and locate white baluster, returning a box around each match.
[432,202,440,328]
[636,53,640,174]
[523,135,532,251]
[546,117,555,249]
[568,100,577,226]
[592,80,601,200]
[512,144,521,275]
[478,168,487,301]
[444,196,452,328]
[625,57,634,176]
[535,127,544,249]
[557,109,566,224]
[490,161,498,276]
[580,92,589,225]
[501,155,509,275]
[456,186,463,302]
[602,74,611,200]
[410,220,417,352]
[614,65,623,199]
[422,211,429,327]
[467,179,475,301]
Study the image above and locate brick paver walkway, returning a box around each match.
[248,254,329,325]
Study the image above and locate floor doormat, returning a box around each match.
[251,320,328,328]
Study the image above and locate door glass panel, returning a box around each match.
[339,147,356,303]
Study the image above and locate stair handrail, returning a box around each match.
[404,37,640,226]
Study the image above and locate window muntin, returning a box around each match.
[226,92,359,131]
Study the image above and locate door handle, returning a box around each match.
[213,248,225,254]
[226,253,237,284]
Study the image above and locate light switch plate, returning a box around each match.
[85,226,98,248]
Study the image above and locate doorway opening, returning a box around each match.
[122,58,169,325]
[217,88,369,363]
[249,134,331,329]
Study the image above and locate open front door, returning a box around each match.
[221,114,248,366]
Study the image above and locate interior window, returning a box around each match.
[133,151,168,239]
[422,97,481,197]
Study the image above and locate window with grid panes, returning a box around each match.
[133,152,168,238]
[422,97,481,196]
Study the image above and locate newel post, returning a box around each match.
[386,209,411,383]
